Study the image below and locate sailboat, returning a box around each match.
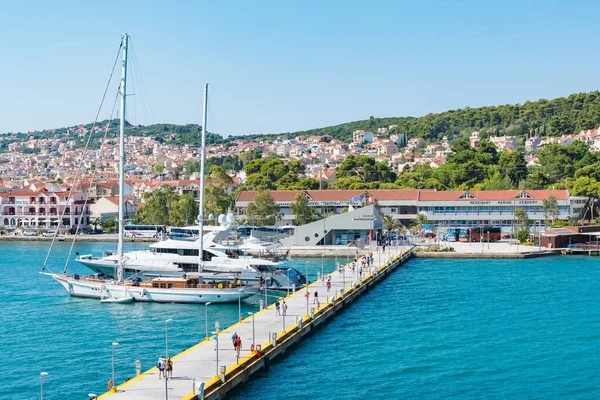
[42,34,259,304]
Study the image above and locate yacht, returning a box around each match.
[76,226,306,290]
[43,37,260,304]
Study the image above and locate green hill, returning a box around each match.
[234,91,600,143]
[4,91,600,148]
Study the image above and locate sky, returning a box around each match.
[1,0,599,137]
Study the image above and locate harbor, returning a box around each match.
[95,244,413,399]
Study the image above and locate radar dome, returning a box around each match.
[226,213,236,224]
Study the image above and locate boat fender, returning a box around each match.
[255,344,261,358]
[250,344,254,352]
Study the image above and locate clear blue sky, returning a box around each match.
[1,0,599,137]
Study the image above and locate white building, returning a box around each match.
[236,189,586,233]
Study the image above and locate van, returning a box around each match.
[23,230,38,236]
[43,230,57,237]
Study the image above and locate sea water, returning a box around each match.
[231,256,600,400]
[1,241,338,399]
[3,243,600,399]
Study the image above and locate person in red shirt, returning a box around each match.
[234,336,242,358]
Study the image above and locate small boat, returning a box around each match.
[100,287,134,304]
[100,296,134,304]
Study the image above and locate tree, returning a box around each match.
[138,187,178,225]
[382,215,398,231]
[246,191,280,226]
[498,150,527,186]
[204,186,233,222]
[240,173,276,191]
[102,217,116,233]
[411,213,428,233]
[542,195,560,226]
[287,160,306,175]
[514,207,530,243]
[290,194,319,225]
[169,192,199,226]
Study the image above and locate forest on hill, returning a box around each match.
[234,91,600,143]
[4,91,600,148]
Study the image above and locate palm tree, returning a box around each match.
[411,213,428,233]
[382,215,396,232]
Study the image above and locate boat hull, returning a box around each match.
[77,257,301,291]
[47,274,259,304]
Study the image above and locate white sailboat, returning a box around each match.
[43,34,259,304]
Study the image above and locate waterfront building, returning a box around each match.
[0,188,91,230]
[235,189,588,233]
[280,204,383,247]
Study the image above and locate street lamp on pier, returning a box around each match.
[238,289,243,322]
[40,372,48,400]
[111,342,119,390]
[204,302,212,340]
[248,312,255,348]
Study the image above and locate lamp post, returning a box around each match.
[214,321,220,375]
[204,302,212,340]
[320,254,324,279]
[280,297,285,331]
[238,289,245,321]
[305,261,310,315]
[480,226,484,253]
[487,231,490,249]
[248,312,255,348]
[165,319,172,359]
[111,342,119,389]
[40,372,48,400]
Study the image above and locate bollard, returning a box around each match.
[259,300,264,310]
[135,360,141,376]
[298,318,303,329]
[292,284,296,293]
[272,332,277,347]
[310,307,315,319]
[220,365,227,383]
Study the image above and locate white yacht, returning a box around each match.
[76,227,306,290]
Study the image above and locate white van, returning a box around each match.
[23,230,38,236]
[43,230,57,237]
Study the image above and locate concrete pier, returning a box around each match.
[97,246,413,400]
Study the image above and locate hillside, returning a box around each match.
[234,91,600,143]
[4,91,600,147]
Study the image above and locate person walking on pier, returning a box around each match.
[156,357,166,379]
[326,279,331,292]
[275,300,281,316]
[282,300,288,316]
[166,357,173,380]
[232,332,239,348]
[314,290,319,307]
[234,336,242,359]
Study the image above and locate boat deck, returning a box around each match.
[97,245,413,400]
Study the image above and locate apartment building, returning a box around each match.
[0,188,91,230]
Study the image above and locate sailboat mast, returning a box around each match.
[117,33,129,284]
[198,83,209,272]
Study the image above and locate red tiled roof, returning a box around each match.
[236,189,423,202]
[418,190,569,201]
[236,189,570,203]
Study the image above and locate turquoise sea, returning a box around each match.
[3,242,600,399]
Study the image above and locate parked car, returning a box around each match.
[42,230,57,237]
[23,230,38,236]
